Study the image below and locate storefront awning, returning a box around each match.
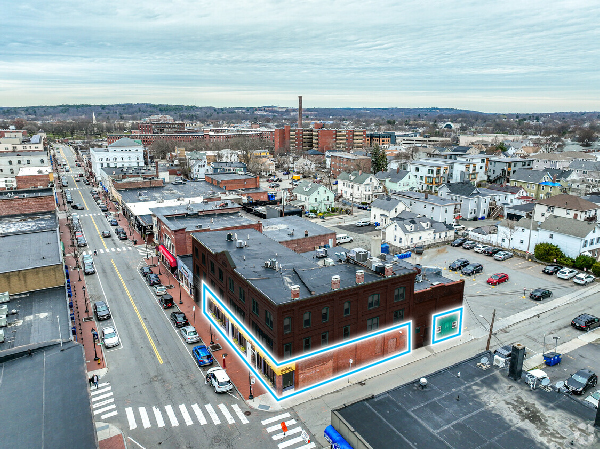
[157,244,177,268]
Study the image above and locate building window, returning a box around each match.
[265,310,273,329]
[322,307,329,323]
[201,253,206,265]
[343,301,351,316]
[394,287,406,302]
[415,327,421,334]
[284,343,292,358]
[239,287,245,303]
[549,234,553,239]
[283,317,291,334]
[367,317,379,332]
[303,337,311,352]
[228,277,234,292]
[252,298,259,316]
[393,309,405,323]
[210,261,214,274]
[367,294,380,309]
[343,325,350,340]
[303,311,311,328]
[321,332,329,347]
[218,268,223,282]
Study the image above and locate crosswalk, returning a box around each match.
[82,247,134,255]
[123,402,250,430]
[261,413,316,449]
[91,382,118,420]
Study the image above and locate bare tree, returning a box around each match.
[149,138,177,159]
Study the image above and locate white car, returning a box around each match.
[355,221,370,227]
[206,367,234,393]
[473,244,487,254]
[585,389,600,408]
[154,285,167,296]
[557,268,579,280]
[82,254,94,266]
[573,273,595,285]
[102,326,120,348]
[180,326,201,344]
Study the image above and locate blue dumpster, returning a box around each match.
[381,243,390,254]
[543,352,561,366]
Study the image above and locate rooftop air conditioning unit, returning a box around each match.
[236,240,244,248]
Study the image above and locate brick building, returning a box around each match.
[330,152,372,177]
[205,173,260,191]
[261,216,336,253]
[274,127,366,154]
[15,166,53,190]
[0,188,55,216]
[192,230,464,395]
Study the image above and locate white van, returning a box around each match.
[336,234,354,244]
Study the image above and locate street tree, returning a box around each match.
[370,143,388,174]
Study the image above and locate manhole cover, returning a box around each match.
[244,411,251,416]
[212,436,222,444]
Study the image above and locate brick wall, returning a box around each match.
[205,175,260,191]
[244,191,269,202]
[0,195,55,216]
[15,174,51,189]
[278,232,337,253]
[113,178,164,190]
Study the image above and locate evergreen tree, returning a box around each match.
[371,143,388,173]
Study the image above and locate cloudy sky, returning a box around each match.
[2,1,599,112]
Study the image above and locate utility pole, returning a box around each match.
[485,309,496,351]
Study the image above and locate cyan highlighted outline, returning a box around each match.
[202,281,413,401]
[430,306,464,345]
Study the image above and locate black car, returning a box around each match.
[462,241,477,250]
[99,205,108,212]
[565,369,598,395]
[571,313,600,331]
[109,219,118,226]
[147,274,161,286]
[72,203,84,210]
[413,245,424,255]
[530,288,553,301]
[542,265,563,275]
[93,301,111,320]
[451,238,468,247]
[483,247,502,256]
[140,266,153,277]
[101,230,111,238]
[170,311,189,327]
[462,263,483,276]
[159,294,175,309]
[449,259,470,271]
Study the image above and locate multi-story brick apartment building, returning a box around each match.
[330,153,371,177]
[274,126,366,154]
[192,229,464,395]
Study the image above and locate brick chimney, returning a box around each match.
[396,167,399,174]
[425,192,428,199]
[358,170,362,176]
[291,285,300,300]
[331,275,340,290]
[385,264,393,277]
[356,270,364,284]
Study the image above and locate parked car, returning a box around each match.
[573,273,595,285]
[449,259,470,271]
[305,212,317,219]
[571,313,600,331]
[180,326,201,344]
[77,237,87,247]
[75,177,81,182]
[192,345,214,367]
[355,220,370,227]
[118,232,128,240]
[461,263,483,276]
[336,234,353,244]
[542,265,562,275]
[115,227,125,235]
[71,203,84,210]
[84,262,95,275]
[206,367,234,393]
[557,268,579,280]
[99,205,108,212]
[101,230,111,238]
[82,254,93,266]
[65,196,73,204]
[140,266,152,277]
[283,171,290,175]
[109,219,118,226]
[268,183,280,188]
[461,241,477,250]
[584,389,600,408]
[493,251,513,261]
[565,369,597,395]
[413,245,424,255]
[473,244,487,254]
[487,273,509,285]
[83,179,90,185]
[170,311,189,328]
[159,294,174,309]
[102,326,120,348]
[154,285,167,295]
[529,288,553,301]
[147,274,161,286]
[483,247,502,256]
[450,238,468,247]
[93,301,111,320]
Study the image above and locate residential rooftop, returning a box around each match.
[262,216,334,242]
[537,193,598,211]
[392,191,460,206]
[0,230,61,274]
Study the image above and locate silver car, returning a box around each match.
[206,367,233,393]
[180,326,201,344]
[84,262,95,275]
[102,326,120,348]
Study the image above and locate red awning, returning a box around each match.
[158,244,177,268]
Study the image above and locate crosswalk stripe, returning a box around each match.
[165,405,179,427]
[279,436,305,448]
[125,407,137,430]
[262,413,291,425]
[191,403,207,425]
[205,404,221,425]
[139,407,151,428]
[179,404,194,426]
[273,427,303,441]
[101,410,118,419]
[218,403,235,424]
[91,392,113,401]
[117,248,122,252]
[296,443,316,449]
[267,420,296,433]
[99,249,105,254]
[153,406,165,428]
[111,248,116,252]
[94,404,116,415]
[91,386,111,396]
[92,398,114,408]
[231,404,249,424]
[95,382,110,389]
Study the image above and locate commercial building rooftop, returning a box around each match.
[158,211,255,232]
[0,187,53,200]
[119,181,224,204]
[262,216,334,242]
[0,211,57,235]
[206,173,257,181]
[0,229,61,274]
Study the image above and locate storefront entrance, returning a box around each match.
[282,370,294,392]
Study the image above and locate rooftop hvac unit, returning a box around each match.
[0,315,6,328]
[356,250,369,262]
[195,224,203,229]
[0,304,7,316]
[236,240,244,248]
[372,263,385,274]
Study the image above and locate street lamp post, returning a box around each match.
[210,324,214,345]
[91,328,99,361]
[249,372,254,400]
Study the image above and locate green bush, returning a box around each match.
[591,263,600,277]
[556,256,574,268]
[573,254,596,271]
[534,243,564,262]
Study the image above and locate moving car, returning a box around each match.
[170,311,189,327]
[529,288,552,301]
[461,241,477,250]
[93,301,111,320]
[573,273,595,285]
[571,313,600,331]
[101,230,111,238]
[585,390,600,408]
[565,369,597,395]
[461,263,483,276]
[71,203,84,210]
[487,273,509,285]
[449,259,470,271]
[473,244,487,254]
[180,326,201,344]
[413,245,424,255]
[84,262,95,275]
[450,238,468,247]
[154,285,167,295]
[542,265,562,275]
[355,220,370,227]
[102,326,120,348]
[159,294,174,309]
[206,367,233,393]
[493,251,513,261]
[192,345,214,367]
[557,268,579,280]
[118,232,128,240]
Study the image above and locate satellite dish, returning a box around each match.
[541,378,551,387]
[555,381,565,391]
[480,357,489,365]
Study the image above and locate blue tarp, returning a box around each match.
[324,425,353,449]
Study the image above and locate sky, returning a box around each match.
[2,1,599,112]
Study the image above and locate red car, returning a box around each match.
[487,273,509,285]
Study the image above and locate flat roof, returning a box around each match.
[0,187,53,200]
[393,191,460,206]
[0,211,57,235]
[262,216,334,242]
[119,181,224,204]
[194,229,415,305]
[150,200,240,217]
[207,173,256,181]
[0,230,61,274]
[334,352,598,449]
[159,211,255,232]
[17,166,52,176]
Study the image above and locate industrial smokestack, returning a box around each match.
[298,96,303,129]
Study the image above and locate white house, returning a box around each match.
[392,191,460,225]
[383,211,453,249]
[292,180,335,213]
[438,182,491,220]
[533,194,600,223]
[370,196,408,227]
[337,171,383,203]
[0,133,45,152]
[455,155,490,182]
[408,160,450,192]
[376,169,418,192]
[90,137,144,181]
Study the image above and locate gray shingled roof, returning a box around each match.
[376,169,409,182]
[388,210,451,235]
[440,182,478,197]
[108,137,143,147]
[569,160,600,171]
[292,181,330,197]
[371,196,403,212]
[540,215,599,238]
[337,171,375,184]
[510,168,571,183]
